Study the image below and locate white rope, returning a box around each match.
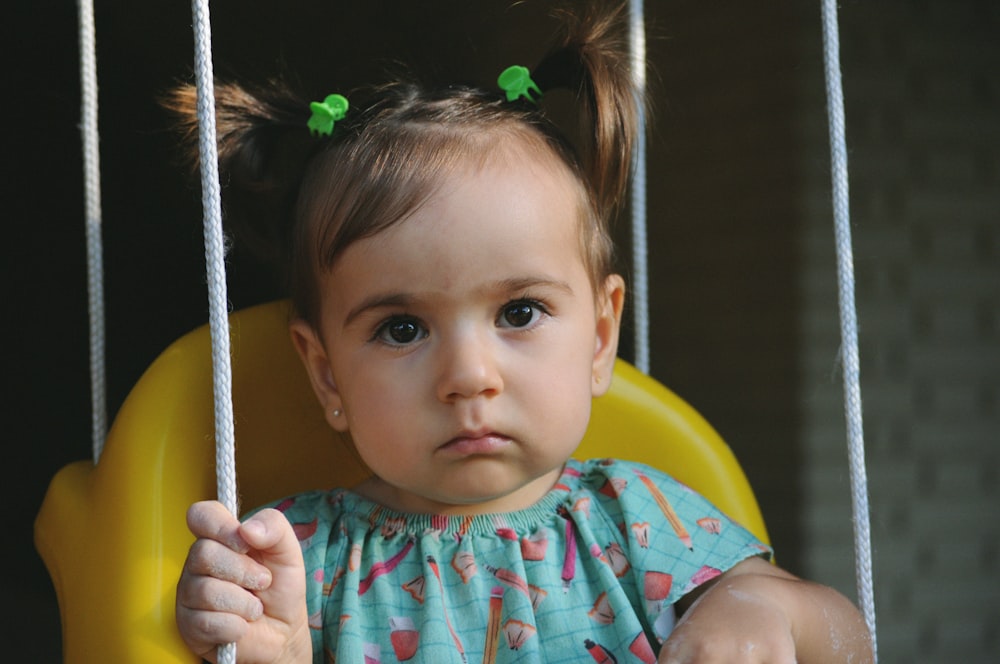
[819,1,878,658]
[629,0,650,374]
[78,0,107,463]
[190,0,239,661]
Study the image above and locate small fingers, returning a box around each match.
[176,603,252,659]
[177,573,264,621]
[184,537,272,591]
[175,568,265,659]
[187,501,248,553]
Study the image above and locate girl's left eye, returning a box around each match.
[498,300,545,328]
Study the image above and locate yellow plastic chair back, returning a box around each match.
[35,300,768,663]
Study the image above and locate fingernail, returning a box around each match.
[246,570,270,590]
[243,520,265,538]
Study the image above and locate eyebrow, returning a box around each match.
[342,293,417,329]
[341,275,575,328]
[496,276,575,297]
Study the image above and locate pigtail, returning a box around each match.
[533,1,639,223]
[162,80,318,278]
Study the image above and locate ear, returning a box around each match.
[592,273,625,397]
[289,319,349,432]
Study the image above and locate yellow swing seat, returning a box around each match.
[35,300,768,663]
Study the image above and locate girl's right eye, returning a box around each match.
[374,317,427,346]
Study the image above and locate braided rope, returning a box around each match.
[78,0,107,463]
[629,0,650,374]
[819,0,878,657]
[190,0,239,661]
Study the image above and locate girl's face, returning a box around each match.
[292,145,624,515]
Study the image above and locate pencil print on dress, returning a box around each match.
[323,566,344,596]
[427,555,468,662]
[485,564,531,599]
[562,517,578,592]
[358,537,415,595]
[633,469,693,550]
[482,586,504,664]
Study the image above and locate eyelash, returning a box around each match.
[370,297,551,347]
[497,298,549,329]
[372,315,427,347]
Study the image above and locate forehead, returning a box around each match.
[328,145,590,293]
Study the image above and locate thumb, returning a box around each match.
[239,509,303,567]
[238,509,307,622]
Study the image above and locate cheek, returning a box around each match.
[341,403,402,472]
[540,387,593,457]
[339,365,422,433]
[528,350,594,423]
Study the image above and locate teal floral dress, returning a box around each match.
[261,458,771,663]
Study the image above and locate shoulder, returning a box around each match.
[572,457,742,527]
[568,457,686,493]
[570,457,771,558]
[560,457,699,535]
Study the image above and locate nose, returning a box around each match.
[436,329,504,403]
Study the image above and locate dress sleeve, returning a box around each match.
[586,460,772,608]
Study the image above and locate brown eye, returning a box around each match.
[389,321,419,342]
[500,301,541,328]
[376,317,426,345]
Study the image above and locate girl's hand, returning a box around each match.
[175,501,312,664]
[659,556,873,663]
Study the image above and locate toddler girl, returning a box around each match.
[173,3,873,662]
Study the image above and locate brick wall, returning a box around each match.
[646,2,999,662]
[797,3,1000,661]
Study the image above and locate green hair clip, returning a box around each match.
[498,65,542,104]
[307,94,349,136]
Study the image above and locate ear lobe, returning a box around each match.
[289,319,348,431]
[592,274,625,397]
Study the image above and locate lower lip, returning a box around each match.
[439,434,511,457]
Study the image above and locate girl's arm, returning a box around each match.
[175,501,313,664]
[660,556,873,663]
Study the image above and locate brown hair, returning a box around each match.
[165,1,640,328]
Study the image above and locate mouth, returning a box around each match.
[438,430,512,457]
